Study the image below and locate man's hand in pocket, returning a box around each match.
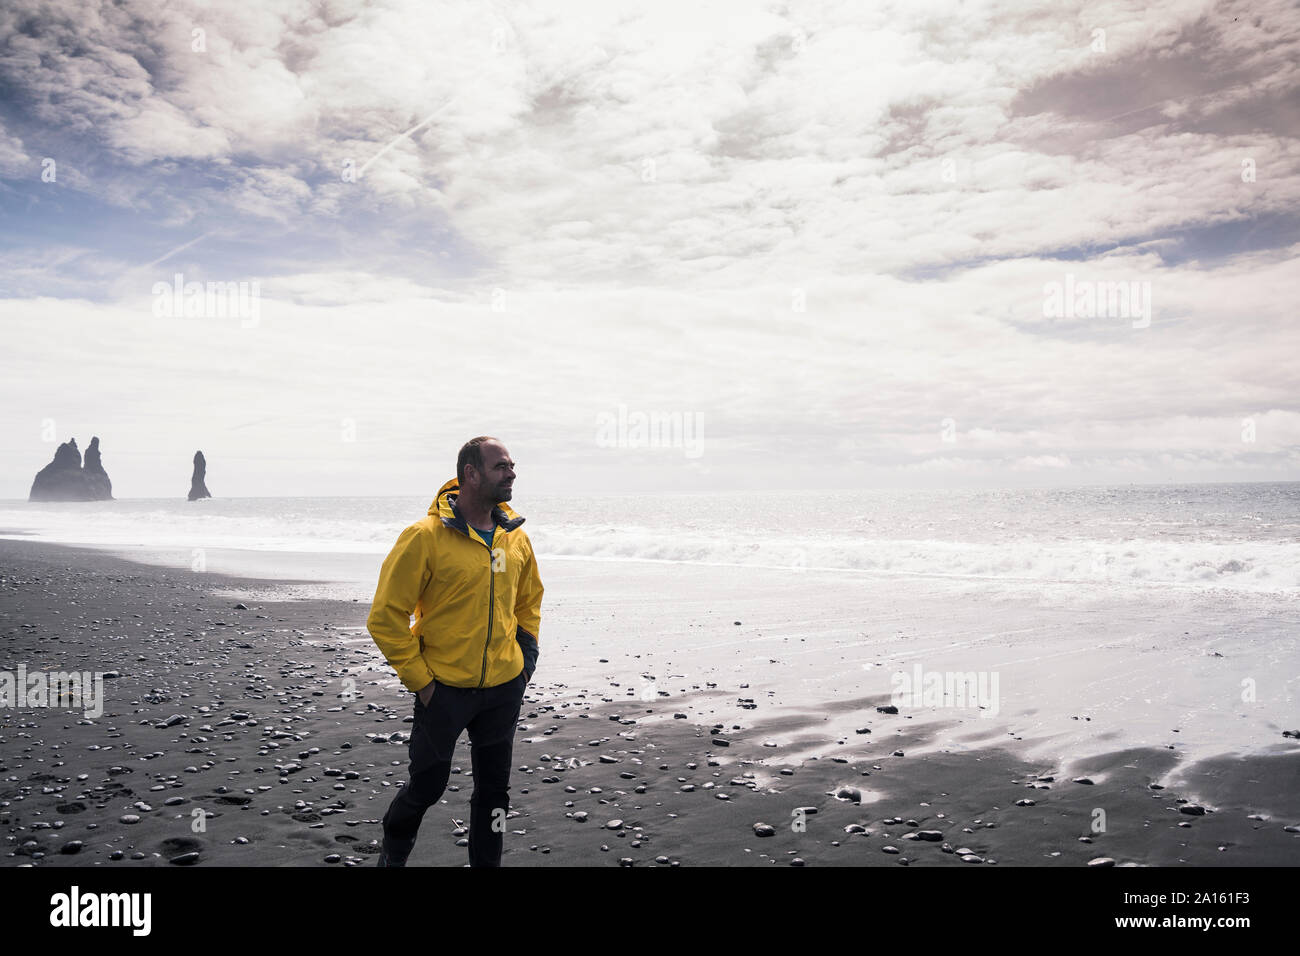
[418,680,435,706]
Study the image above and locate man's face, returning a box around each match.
[470,442,516,501]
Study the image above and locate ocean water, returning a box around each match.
[0,481,1296,594]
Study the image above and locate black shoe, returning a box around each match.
[376,838,414,867]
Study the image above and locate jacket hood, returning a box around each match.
[429,477,526,532]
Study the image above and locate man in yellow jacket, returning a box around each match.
[367,436,544,866]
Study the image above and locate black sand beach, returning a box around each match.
[2,538,1297,867]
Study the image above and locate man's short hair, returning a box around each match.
[457,436,499,484]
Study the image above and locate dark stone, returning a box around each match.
[29,437,114,501]
[188,450,212,500]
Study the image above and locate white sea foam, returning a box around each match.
[529,528,1299,592]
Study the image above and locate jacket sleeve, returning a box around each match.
[514,535,544,678]
[367,523,435,692]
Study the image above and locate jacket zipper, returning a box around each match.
[477,530,494,689]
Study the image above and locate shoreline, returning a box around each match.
[1,537,1297,867]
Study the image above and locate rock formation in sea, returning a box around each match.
[29,436,115,501]
[188,450,212,501]
[82,437,113,498]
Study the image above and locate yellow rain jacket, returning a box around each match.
[367,477,544,691]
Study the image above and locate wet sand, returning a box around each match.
[2,538,1297,867]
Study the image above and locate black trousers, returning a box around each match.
[381,669,527,866]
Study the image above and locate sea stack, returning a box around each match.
[29,436,115,501]
[188,450,212,501]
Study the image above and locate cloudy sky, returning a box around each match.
[1,0,1297,498]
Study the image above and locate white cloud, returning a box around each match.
[0,0,1296,495]
[0,116,31,176]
